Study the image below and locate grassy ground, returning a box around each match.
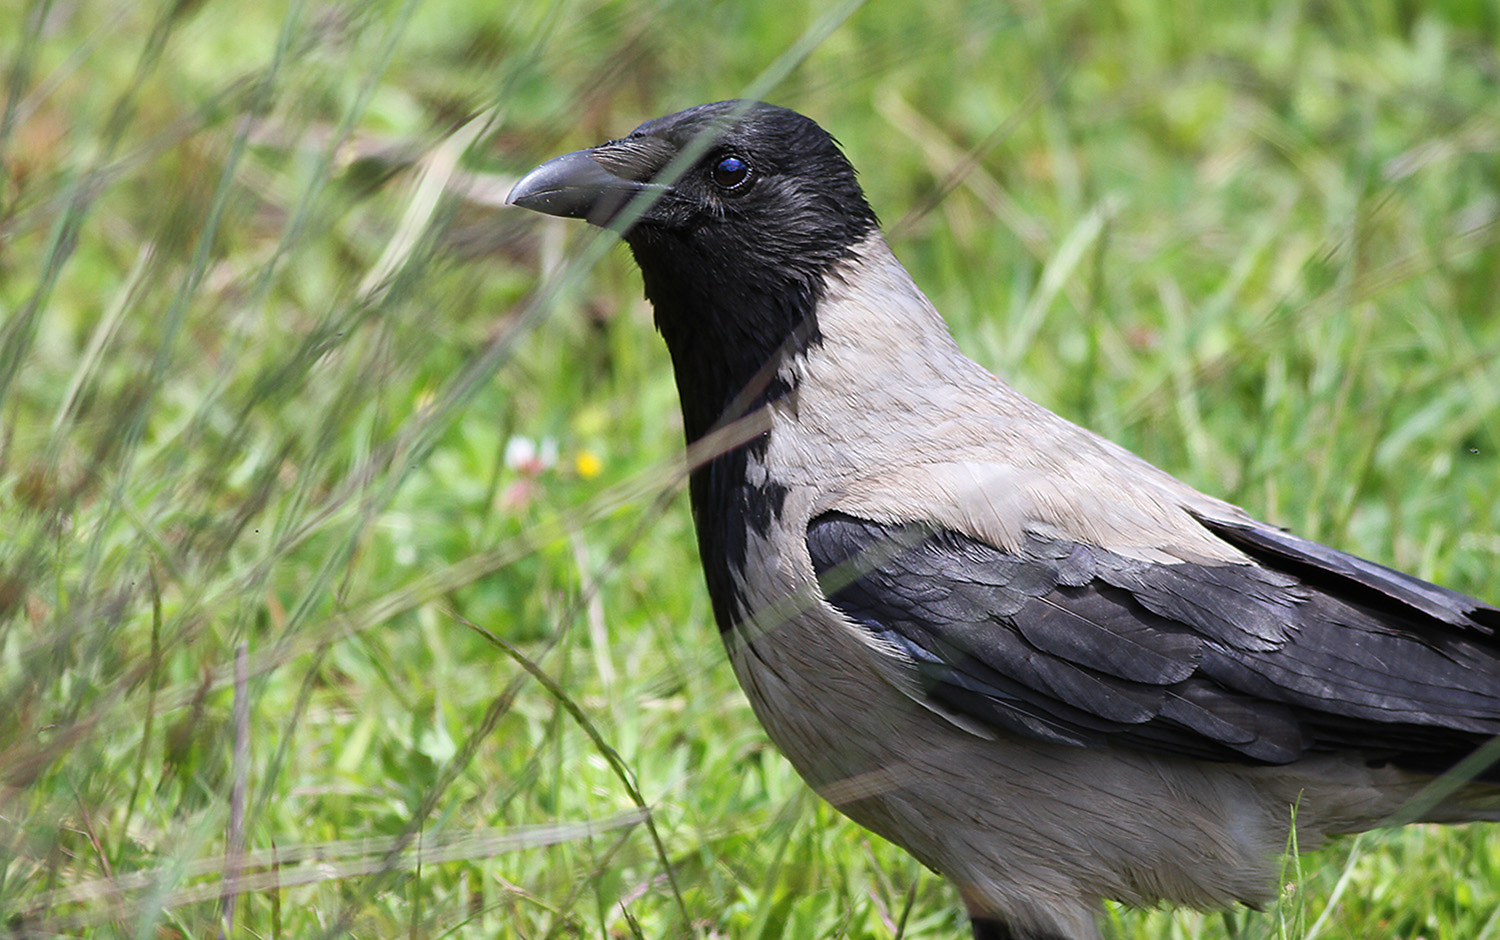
[2,0,1499,937]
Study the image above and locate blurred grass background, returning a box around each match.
[2,0,1499,937]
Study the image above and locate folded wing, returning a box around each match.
[806,510,1500,776]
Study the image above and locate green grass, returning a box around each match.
[2,0,1499,937]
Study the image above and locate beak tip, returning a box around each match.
[505,161,560,212]
[502,186,534,210]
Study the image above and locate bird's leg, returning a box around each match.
[970,917,1070,940]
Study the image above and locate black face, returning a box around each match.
[510,103,878,439]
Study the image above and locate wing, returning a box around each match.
[806,510,1500,774]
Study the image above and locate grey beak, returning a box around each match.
[506,149,667,227]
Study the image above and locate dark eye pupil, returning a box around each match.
[712,155,750,190]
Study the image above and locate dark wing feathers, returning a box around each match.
[1096,556,1298,651]
[1019,587,1199,685]
[806,510,1500,773]
[1197,513,1500,633]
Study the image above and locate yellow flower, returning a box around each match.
[574,450,603,479]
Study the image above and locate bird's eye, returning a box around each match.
[711,154,752,192]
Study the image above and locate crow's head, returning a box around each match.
[508,101,880,436]
[508,100,876,284]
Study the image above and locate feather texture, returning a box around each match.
[808,510,1500,773]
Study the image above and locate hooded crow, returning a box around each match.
[506,100,1500,940]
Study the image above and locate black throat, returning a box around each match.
[625,227,842,633]
[626,229,829,443]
